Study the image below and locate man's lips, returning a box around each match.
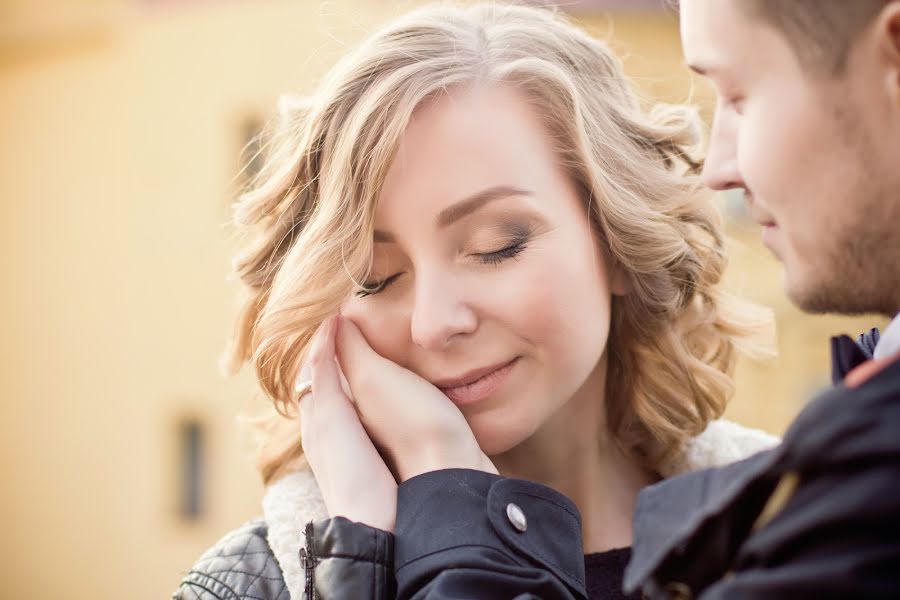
[749,210,777,228]
[745,194,776,227]
[748,204,773,225]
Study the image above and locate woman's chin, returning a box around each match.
[467,413,537,457]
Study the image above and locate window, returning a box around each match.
[177,418,206,520]
[239,115,266,185]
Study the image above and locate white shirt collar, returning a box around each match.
[874,312,900,360]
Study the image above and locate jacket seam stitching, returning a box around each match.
[395,543,520,571]
[318,551,394,565]
[176,580,228,600]
[513,490,580,522]
[182,571,242,600]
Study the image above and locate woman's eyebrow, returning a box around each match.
[374,185,534,244]
[373,185,534,243]
[436,185,534,228]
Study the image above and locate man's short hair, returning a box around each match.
[741,0,890,74]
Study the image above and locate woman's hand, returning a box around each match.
[299,316,398,532]
[334,316,497,482]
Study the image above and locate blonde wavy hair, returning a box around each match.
[227,2,773,485]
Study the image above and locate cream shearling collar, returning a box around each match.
[261,419,779,599]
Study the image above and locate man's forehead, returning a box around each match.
[679,0,778,78]
[679,0,733,71]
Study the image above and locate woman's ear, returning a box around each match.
[597,240,630,296]
[609,262,631,296]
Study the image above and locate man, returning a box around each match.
[384,1,900,598]
[617,2,900,597]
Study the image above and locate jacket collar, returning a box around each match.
[262,419,779,600]
[624,357,900,595]
[262,468,327,600]
[623,446,782,594]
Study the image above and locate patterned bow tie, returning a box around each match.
[831,327,881,384]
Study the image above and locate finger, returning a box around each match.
[305,316,332,369]
[297,361,316,458]
[309,316,343,401]
[335,316,388,395]
[297,362,313,414]
[302,317,342,458]
[300,318,335,439]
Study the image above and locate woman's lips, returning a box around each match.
[438,358,519,407]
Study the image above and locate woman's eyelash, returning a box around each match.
[354,237,529,298]
[356,273,400,298]
[475,238,527,266]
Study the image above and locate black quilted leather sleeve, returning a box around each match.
[171,519,289,600]
[303,517,396,599]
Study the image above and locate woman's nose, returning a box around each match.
[409,275,478,351]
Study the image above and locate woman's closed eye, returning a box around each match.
[356,272,402,298]
[474,236,528,266]
[355,236,530,298]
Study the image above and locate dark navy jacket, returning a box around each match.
[390,348,900,599]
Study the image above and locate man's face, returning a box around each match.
[680,0,900,316]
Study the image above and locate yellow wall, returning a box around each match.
[0,3,884,599]
[1,1,399,597]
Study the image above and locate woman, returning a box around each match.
[173,3,776,599]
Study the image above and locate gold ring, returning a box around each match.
[294,380,313,401]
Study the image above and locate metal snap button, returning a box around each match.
[664,581,693,600]
[506,502,527,532]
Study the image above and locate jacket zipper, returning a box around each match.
[299,521,317,600]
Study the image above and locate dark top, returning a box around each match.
[584,548,639,600]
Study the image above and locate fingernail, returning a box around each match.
[327,315,339,342]
[307,318,329,360]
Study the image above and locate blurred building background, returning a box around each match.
[0,1,885,598]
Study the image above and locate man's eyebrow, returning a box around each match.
[373,185,534,243]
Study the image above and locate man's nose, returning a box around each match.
[702,106,743,191]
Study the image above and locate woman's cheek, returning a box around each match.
[522,254,612,379]
[340,300,408,364]
[497,262,571,353]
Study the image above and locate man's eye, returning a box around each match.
[355,273,400,298]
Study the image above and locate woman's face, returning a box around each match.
[341,84,621,455]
